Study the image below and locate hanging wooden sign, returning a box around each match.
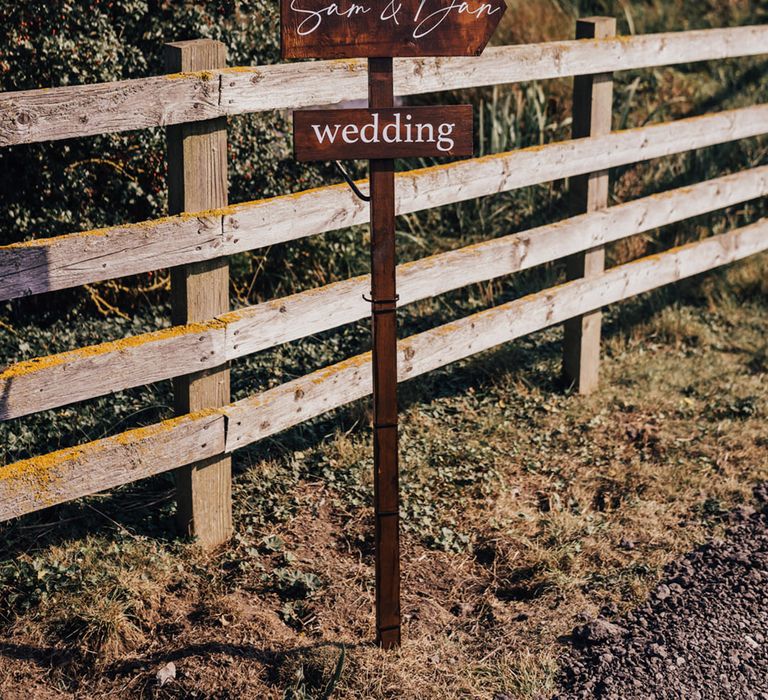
[281,0,507,58]
[293,106,474,161]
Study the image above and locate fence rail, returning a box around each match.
[1,22,767,539]
[3,164,768,421]
[1,25,767,146]
[3,103,768,301]
[2,216,766,522]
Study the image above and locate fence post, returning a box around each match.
[164,39,232,548]
[563,17,616,394]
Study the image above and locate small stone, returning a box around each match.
[648,643,668,659]
[573,618,627,645]
[156,662,176,687]
[655,584,671,601]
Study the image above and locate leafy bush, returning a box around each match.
[0,0,330,246]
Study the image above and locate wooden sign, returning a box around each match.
[281,0,505,653]
[293,106,473,161]
[281,0,507,59]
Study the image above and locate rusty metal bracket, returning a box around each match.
[362,293,399,304]
[363,293,400,313]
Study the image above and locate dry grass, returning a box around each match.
[0,255,765,698]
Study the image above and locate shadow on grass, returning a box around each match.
[0,269,761,560]
[0,638,357,695]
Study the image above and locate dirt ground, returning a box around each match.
[0,257,766,698]
[556,490,768,700]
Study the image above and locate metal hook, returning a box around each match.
[363,293,400,306]
[334,161,371,202]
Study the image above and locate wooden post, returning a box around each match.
[563,17,616,394]
[368,57,401,649]
[165,39,233,548]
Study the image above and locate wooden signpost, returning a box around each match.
[283,0,506,648]
[282,0,506,58]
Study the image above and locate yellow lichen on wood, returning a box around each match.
[163,69,217,81]
[0,320,226,381]
[333,59,367,71]
[220,66,261,74]
[178,204,238,220]
[110,409,219,446]
[305,351,372,387]
[0,444,83,506]
[4,207,236,251]
[6,215,178,249]
[0,409,224,513]
[226,180,353,213]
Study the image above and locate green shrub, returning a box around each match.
[0,0,332,246]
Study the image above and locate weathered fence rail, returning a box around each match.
[3,164,768,421]
[3,103,767,300]
[3,217,767,521]
[1,22,767,542]
[2,25,766,146]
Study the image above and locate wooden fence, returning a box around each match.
[1,22,767,546]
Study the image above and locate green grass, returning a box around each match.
[1,257,766,698]
[0,0,767,696]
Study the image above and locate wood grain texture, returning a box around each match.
[4,102,767,300]
[0,72,220,147]
[0,215,224,300]
[2,26,766,146]
[3,165,767,421]
[563,17,615,394]
[166,39,233,548]
[2,217,766,523]
[367,56,401,649]
[223,217,768,450]
[0,322,226,420]
[0,412,225,522]
[280,0,506,58]
[293,106,474,161]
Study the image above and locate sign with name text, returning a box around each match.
[281,0,507,59]
[294,106,473,161]
[281,0,504,652]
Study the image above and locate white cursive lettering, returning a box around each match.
[413,0,502,39]
[290,0,371,36]
[380,0,402,24]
